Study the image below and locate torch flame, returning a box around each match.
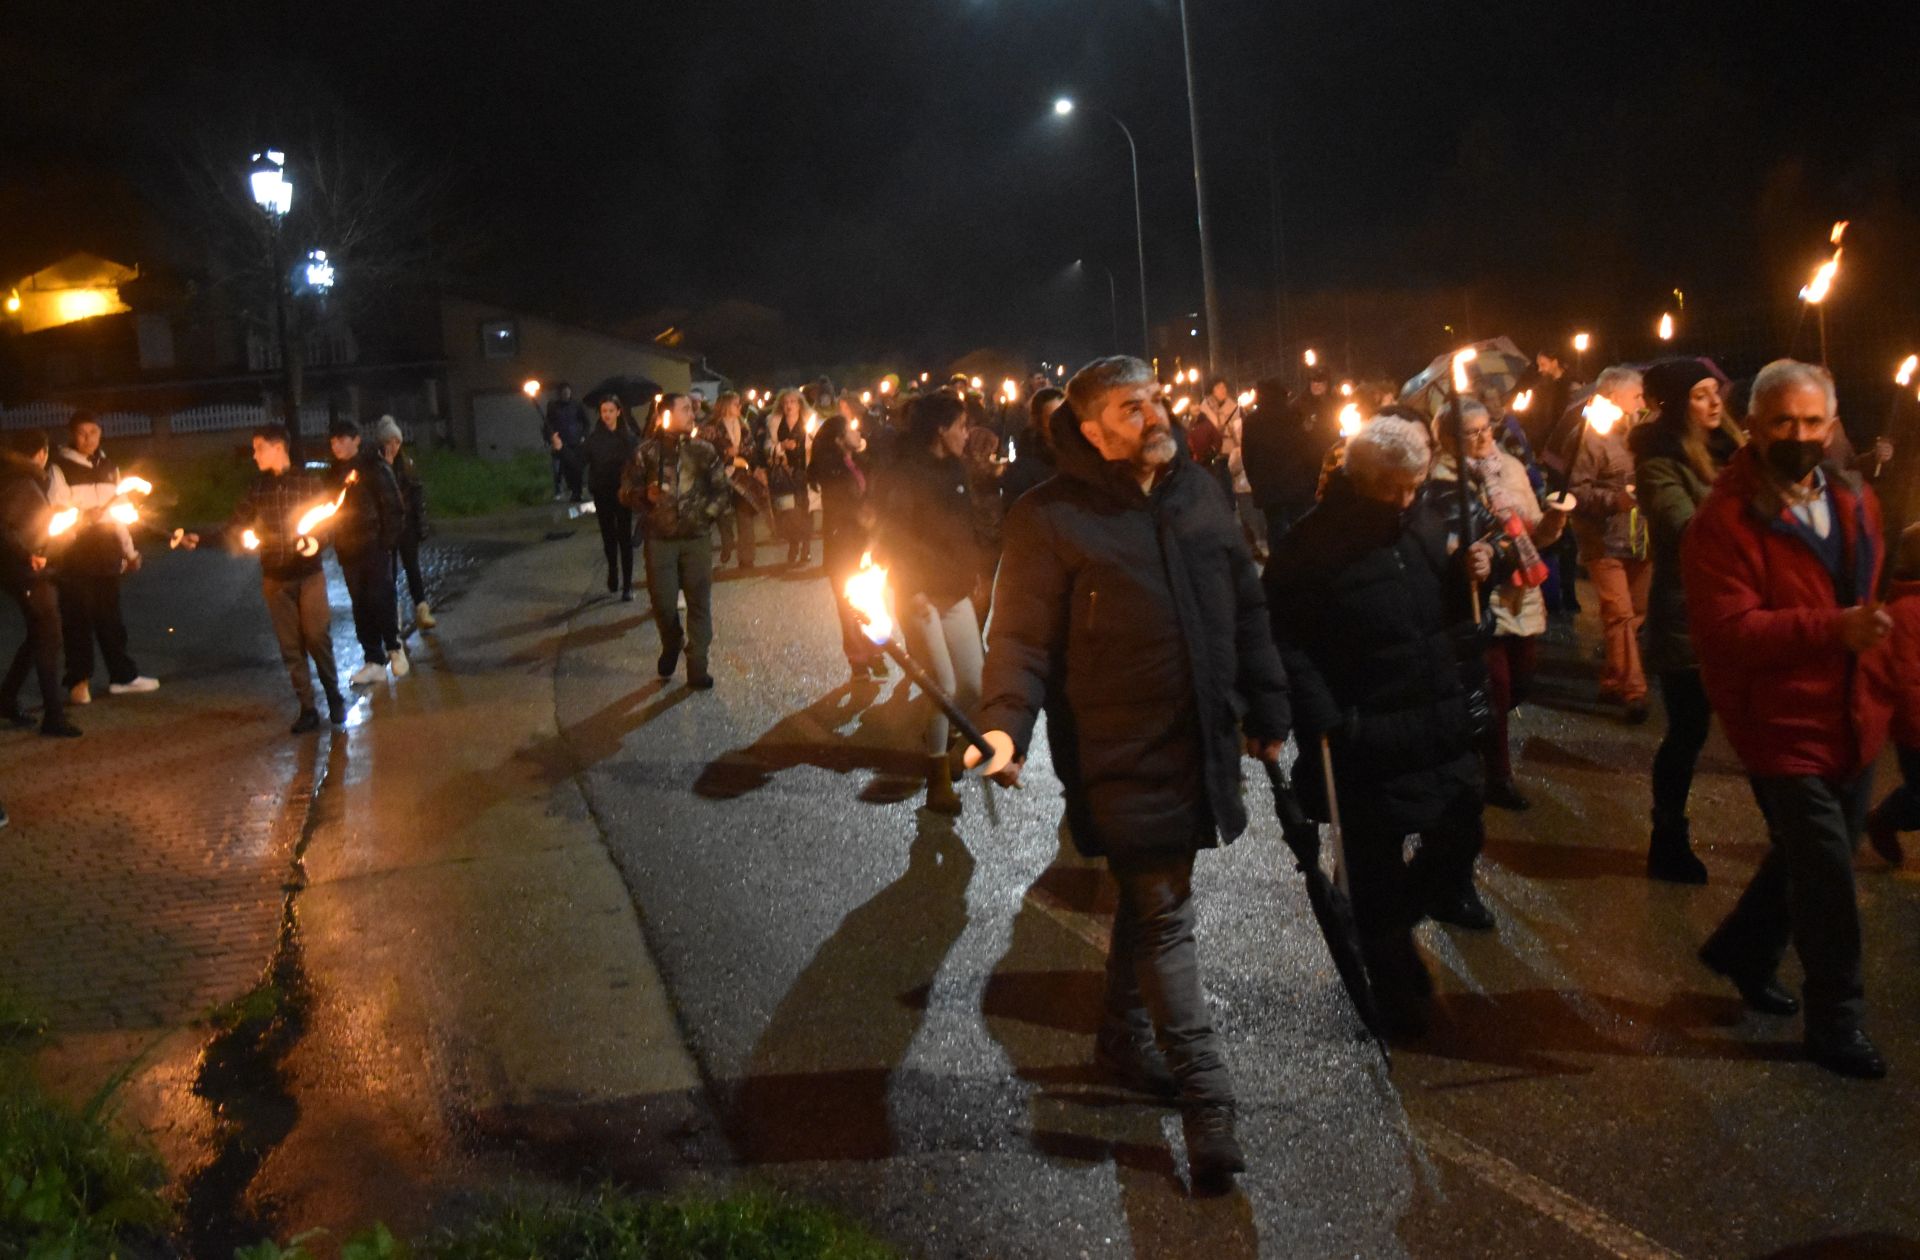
[115,476,153,497]
[969,376,984,390]
[1339,381,1354,397]
[1338,402,1363,439]
[1800,256,1840,304]
[1303,349,1318,368]
[1450,347,1478,394]
[242,528,261,551]
[880,379,894,395]
[47,507,80,538]
[860,390,873,405]
[1583,393,1625,436]
[107,502,139,526]
[1831,220,1849,246]
[1237,390,1256,408]
[805,414,821,438]
[296,469,357,537]
[522,379,540,398]
[843,552,894,646]
[1512,389,1534,413]
[1658,312,1674,341]
[1899,356,1919,388]
[1573,331,1592,353]
[1172,396,1191,416]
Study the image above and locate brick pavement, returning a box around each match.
[0,552,329,1034]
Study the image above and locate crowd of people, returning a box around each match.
[5,341,1915,1188]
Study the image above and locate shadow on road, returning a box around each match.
[982,829,1264,1253]
[724,811,973,1163]
[693,678,928,801]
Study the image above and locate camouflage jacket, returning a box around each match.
[623,435,732,540]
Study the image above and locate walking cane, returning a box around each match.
[1319,735,1349,897]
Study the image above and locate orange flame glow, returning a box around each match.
[106,502,139,526]
[1831,220,1849,245]
[1584,393,1625,436]
[1801,255,1840,304]
[47,507,79,538]
[1896,356,1917,388]
[1339,402,1363,438]
[242,528,261,551]
[1658,313,1674,341]
[115,476,153,497]
[1450,347,1478,394]
[296,469,357,536]
[1512,389,1534,413]
[843,552,894,646]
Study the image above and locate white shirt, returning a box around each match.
[1787,469,1832,539]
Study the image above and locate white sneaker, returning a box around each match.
[415,601,437,629]
[69,682,92,705]
[388,647,410,678]
[108,676,160,695]
[349,663,386,687]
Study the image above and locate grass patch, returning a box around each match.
[422,1188,898,1260]
[204,981,288,1034]
[161,445,260,527]
[0,1023,174,1255]
[409,449,551,518]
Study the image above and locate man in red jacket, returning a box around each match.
[1682,359,1892,1080]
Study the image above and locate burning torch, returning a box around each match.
[842,553,995,765]
[1449,347,1482,621]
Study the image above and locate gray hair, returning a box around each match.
[1347,416,1431,488]
[1434,399,1491,450]
[1749,358,1835,418]
[1065,355,1155,418]
[1594,365,1643,398]
[372,415,404,446]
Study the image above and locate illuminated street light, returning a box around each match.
[304,249,335,291]
[248,148,299,453]
[1053,97,1074,117]
[248,150,293,217]
[1052,94,1150,357]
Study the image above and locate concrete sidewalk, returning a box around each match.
[247,512,715,1237]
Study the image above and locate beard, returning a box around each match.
[1137,423,1178,469]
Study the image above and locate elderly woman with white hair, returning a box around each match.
[372,416,435,630]
[1264,415,1495,1038]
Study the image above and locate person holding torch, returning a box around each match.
[47,410,159,703]
[966,356,1290,1188]
[1,429,82,738]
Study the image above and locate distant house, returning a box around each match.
[1,253,720,459]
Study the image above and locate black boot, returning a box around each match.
[1362,931,1434,1039]
[1182,1103,1246,1188]
[1864,799,1906,867]
[1647,811,1708,884]
[1093,1019,1178,1099]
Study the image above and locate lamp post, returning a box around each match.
[249,150,300,459]
[1054,97,1151,359]
[1176,0,1223,375]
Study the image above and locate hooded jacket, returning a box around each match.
[626,432,732,541]
[0,455,53,596]
[329,448,405,560]
[1263,470,1487,836]
[975,400,1290,859]
[1682,446,1889,779]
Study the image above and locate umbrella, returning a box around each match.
[1399,336,1531,417]
[582,375,662,416]
[1264,751,1390,1062]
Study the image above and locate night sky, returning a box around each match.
[5,1,1918,379]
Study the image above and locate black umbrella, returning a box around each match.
[582,375,662,416]
[1263,754,1389,1062]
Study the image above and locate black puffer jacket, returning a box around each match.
[1264,470,1485,836]
[976,402,1291,859]
[329,449,405,561]
[0,456,51,597]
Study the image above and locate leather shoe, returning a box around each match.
[657,643,681,678]
[1183,1103,1246,1187]
[1485,779,1531,811]
[1428,887,1496,932]
[1865,806,1905,866]
[1698,941,1800,1015]
[1806,1028,1888,1080]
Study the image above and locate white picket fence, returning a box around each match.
[1,401,401,441]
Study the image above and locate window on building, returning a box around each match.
[478,319,519,360]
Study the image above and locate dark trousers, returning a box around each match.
[340,549,400,663]
[1706,774,1872,1036]
[262,572,337,709]
[1869,745,1920,831]
[1346,788,1486,940]
[645,534,715,668]
[1483,634,1538,784]
[1103,847,1232,1106]
[552,449,583,500]
[3,579,65,726]
[396,531,427,608]
[593,491,634,590]
[57,573,138,688]
[1652,669,1713,822]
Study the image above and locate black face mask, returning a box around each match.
[1765,438,1824,484]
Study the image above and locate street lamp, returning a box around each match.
[1073,258,1122,354]
[1176,0,1223,375]
[1053,95,1151,359]
[249,149,301,456]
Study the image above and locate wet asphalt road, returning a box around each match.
[544,528,1920,1260]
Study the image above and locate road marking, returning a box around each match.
[1420,1122,1687,1260]
[1024,884,1110,954]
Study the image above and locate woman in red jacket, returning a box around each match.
[1681,359,1892,1081]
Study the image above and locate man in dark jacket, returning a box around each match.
[1,429,80,737]
[184,425,345,732]
[542,382,589,503]
[968,355,1290,1188]
[627,393,732,689]
[1265,416,1495,1038]
[47,411,159,703]
[328,420,408,686]
[997,386,1063,507]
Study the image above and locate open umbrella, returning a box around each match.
[1264,752,1389,1062]
[582,375,662,418]
[1400,336,1531,417]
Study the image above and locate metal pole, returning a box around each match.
[1818,306,1829,368]
[269,218,301,463]
[1105,266,1121,355]
[1178,0,1223,374]
[1104,112,1152,359]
